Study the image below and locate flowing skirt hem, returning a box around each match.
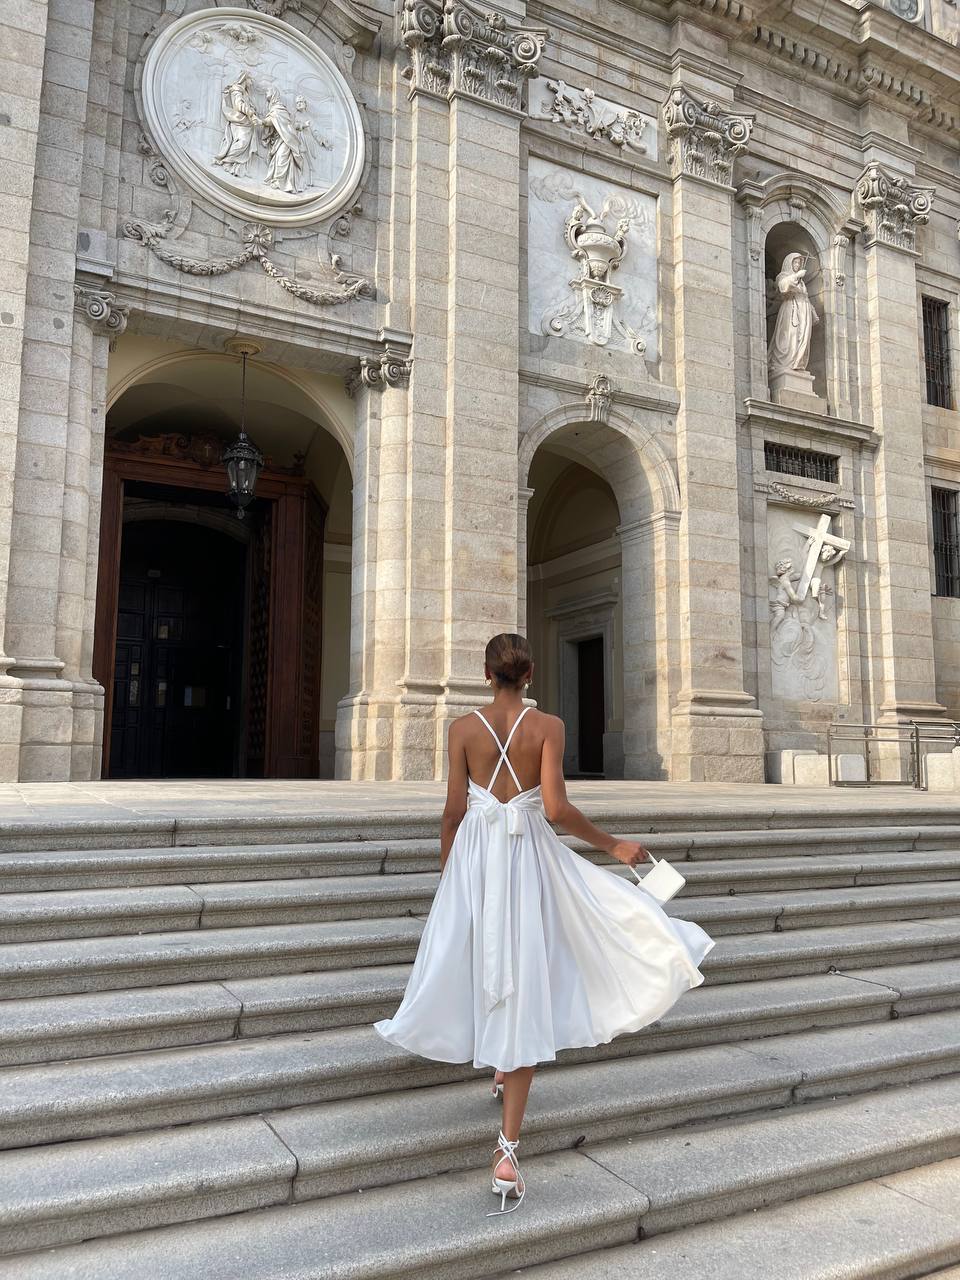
[372,937,714,1073]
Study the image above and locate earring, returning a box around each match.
[485,677,492,687]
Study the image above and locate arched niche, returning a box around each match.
[764,222,827,403]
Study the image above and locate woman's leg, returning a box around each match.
[495,1066,535,1181]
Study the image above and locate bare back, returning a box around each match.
[461,706,553,801]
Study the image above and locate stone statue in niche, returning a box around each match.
[768,510,851,703]
[767,251,825,412]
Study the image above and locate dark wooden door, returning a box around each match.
[109,521,245,778]
[577,635,605,775]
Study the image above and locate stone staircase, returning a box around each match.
[2,805,960,1277]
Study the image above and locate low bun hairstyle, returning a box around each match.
[485,633,533,689]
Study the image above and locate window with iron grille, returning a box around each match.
[764,442,839,485]
[922,296,953,409]
[933,487,960,598]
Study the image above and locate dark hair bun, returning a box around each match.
[485,633,533,689]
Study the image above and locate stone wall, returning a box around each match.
[1,0,960,781]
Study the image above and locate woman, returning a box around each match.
[767,251,819,376]
[373,634,714,1215]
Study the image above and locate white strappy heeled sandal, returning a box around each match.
[492,1070,504,1100]
[487,1129,525,1216]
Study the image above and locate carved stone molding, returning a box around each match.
[767,480,854,510]
[346,345,413,397]
[586,373,613,423]
[399,0,545,112]
[855,162,934,252]
[74,288,129,338]
[533,80,650,153]
[121,217,373,308]
[662,87,753,186]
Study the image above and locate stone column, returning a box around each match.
[387,0,543,779]
[662,86,765,782]
[855,162,944,726]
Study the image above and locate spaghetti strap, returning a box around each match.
[472,706,530,794]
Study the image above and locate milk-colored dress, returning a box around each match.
[373,708,715,1072]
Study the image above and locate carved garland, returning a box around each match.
[399,0,545,109]
[662,87,754,185]
[121,217,374,308]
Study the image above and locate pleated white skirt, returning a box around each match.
[373,781,715,1072]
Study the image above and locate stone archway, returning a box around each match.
[519,402,681,779]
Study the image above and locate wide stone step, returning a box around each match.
[5,869,960,943]
[499,1154,960,1280]
[6,1079,960,1278]
[0,963,909,1068]
[1,1004,958,1153]
[6,827,960,893]
[2,914,959,1001]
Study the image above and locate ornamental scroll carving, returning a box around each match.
[399,0,545,110]
[534,80,650,154]
[345,345,413,396]
[74,288,129,338]
[662,87,753,185]
[855,163,934,251]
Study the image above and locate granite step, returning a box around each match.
[5,1080,960,1277]
[2,914,960,1001]
[0,960,913,1068]
[497,1154,960,1280]
[6,869,960,943]
[6,827,960,895]
[1,1004,958,1153]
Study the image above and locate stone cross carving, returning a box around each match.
[661,87,753,185]
[791,512,851,614]
[855,163,934,251]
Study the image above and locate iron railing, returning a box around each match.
[825,720,960,789]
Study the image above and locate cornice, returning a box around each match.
[740,397,879,449]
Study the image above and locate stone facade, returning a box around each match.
[2,0,960,783]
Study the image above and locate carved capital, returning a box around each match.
[399,0,545,112]
[855,163,933,252]
[346,345,412,397]
[73,287,129,338]
[662,86,753,186]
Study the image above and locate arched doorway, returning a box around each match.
[519,403,682,780]
[526,453,623,777]
[96,339,354,779]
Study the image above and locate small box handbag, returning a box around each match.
[628,853,686,904]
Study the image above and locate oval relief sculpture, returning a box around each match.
[141,7,364,228]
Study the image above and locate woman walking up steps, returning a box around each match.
[374,633,715,1215]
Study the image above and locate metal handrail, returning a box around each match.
[825,720,960,789]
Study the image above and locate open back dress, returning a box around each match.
[373,707,715,1072]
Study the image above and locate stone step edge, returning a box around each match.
[0,1004,958,1153]
[5,1092,960,1280]
[4,810,960,852]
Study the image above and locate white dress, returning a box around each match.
[373,708,715,1072]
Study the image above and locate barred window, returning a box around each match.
[922,296,953,409]
[764,442,839,485]
[933,487,960,598]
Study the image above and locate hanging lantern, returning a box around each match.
[222,339,264,519]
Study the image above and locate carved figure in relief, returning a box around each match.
[767,252,819,377]
[213,72,261,176]
[294,95,331,188]
[769,558,826,701]
[792,513,851,617]
[262,88,304,193]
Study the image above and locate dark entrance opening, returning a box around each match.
[110,518,246,778]
[576,635,605,775]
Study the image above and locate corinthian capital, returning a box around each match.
[855,163,934,252]
[662,86,754,186]
[399,0,545,112]
[73,287,129,337]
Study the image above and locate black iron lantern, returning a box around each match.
[222,340,264,519]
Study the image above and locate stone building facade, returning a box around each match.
[2,0,960,784]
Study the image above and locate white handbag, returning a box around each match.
[628,853,686,904]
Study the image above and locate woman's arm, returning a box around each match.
[539,716,649,867]
[439,719,469,873]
